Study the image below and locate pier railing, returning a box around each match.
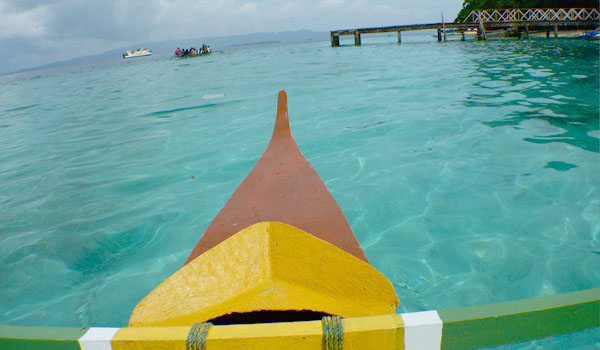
[465,8,600,23]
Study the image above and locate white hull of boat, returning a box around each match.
[123,49,152,59]
[124,53,152,59]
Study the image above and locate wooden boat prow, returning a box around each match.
[129,222,397,327]
[185,90,367,264]
[129,91,397,327]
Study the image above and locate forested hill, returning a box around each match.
[455,0,600,22]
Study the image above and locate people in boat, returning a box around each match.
[175,45,211,57]
[200,44,212,54]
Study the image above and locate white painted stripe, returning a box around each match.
[78,327,120,350]
[401,310,443,350]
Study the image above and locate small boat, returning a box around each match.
[123,48,152,59]
[579,30,600,40]
[175,51,211,59]
[128,90,398,327]
[175,47,213,59]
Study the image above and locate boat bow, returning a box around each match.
[129,90,398,327]
[184,90,367,264]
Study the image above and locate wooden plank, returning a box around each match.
[438,288,600,349]
[0,326,86,350]
[113,315,404,350]
[1,288,598,349]
[79,328,120,350]
[329,19,599,38]
[331,22,472,35]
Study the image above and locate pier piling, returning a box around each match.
[354,32,361,46]
[441,12,447,42]
[477,16,487,40]
[331,33,339,47]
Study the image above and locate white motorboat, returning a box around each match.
[123,48,152,59]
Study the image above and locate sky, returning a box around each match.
[0,0,462,75]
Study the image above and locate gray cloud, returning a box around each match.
[3,0,62,12]
[0,0,461,74]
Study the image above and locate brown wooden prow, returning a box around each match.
[184,90,367,264]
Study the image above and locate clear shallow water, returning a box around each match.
[0,35,599,344]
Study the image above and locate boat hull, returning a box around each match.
[175,52,211,59]
[184,91,368,265]
[123,53,152,59]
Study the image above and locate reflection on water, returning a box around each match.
[543,161,578,172]
[484,111,599,153]
[0,37,598,341]
[462,40,599,153]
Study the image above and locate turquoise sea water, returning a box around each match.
[1,35,599,347]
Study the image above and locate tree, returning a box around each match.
[455,0,599,22]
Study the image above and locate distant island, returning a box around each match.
[3,30,330,76]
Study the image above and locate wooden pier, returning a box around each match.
[330,8,600,46]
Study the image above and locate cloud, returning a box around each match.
[0,0,461,74]
[0,2,52,39]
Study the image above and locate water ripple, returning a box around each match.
[0,37,598,330]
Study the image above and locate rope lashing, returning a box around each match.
[322,315,343,350]
[186,322,213,350]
